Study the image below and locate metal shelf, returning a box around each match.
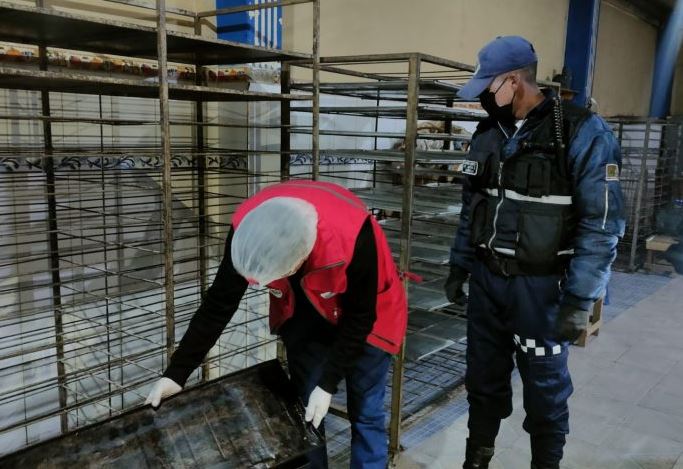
[0,114,298,129]
[291,80,463,103]
[0,67,309,102]
[290,127,471,141]
[405,309,467,360]
[0,1,311,65]
[405,332,454,361]
[353,186,462,215]
[292,104,484,120]
[0,0,322,457]
[317,148,465,163]
[381,216,459,237]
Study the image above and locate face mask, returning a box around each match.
[479,78,516,124]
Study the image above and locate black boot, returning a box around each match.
[463,438,494,469]
[530,433,563,469]
[530,463,560,469]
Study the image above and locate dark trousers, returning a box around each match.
[280,312,391,469]
[466,259,573,465]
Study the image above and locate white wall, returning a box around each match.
[283,0,570,82]
[39,0,216,35]
[592,1,657,116]
[670,50,683,116]
[283,0,666,117]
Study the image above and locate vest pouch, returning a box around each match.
[469,192,491,247]
[508,154,552,198]
[516,205,564,265]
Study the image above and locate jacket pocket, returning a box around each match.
[516,206,564,265]
[372,278,407,348]
[267,279,296,331]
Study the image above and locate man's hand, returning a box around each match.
[444,264,469,305]
[145,377,182,408]
[305,386,332,429]
[555,304,589,343]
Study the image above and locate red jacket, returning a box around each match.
[232,180,408,354]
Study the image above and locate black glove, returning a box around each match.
[444,264,469,306]
[555,303,589,343]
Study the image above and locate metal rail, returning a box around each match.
[157,0,175,362]
[389,54,421,465]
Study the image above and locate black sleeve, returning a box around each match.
[449,128,487,272]
[318,218,378,394]
[449,174,475,271]
[163,227,248,387]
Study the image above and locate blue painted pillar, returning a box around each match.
[563,0,601,107]
[216,0,282,49]
[650,0,683,117]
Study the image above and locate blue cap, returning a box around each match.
[458,36,538,100]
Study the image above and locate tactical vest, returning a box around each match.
[462,97,591,273]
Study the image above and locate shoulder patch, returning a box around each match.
[605,163,619,181]
[461,160,479,176]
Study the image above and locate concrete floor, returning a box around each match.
[397,275,683,469]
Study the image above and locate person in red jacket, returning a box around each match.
[146,180,408,469]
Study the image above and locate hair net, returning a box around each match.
[232,197,318,286]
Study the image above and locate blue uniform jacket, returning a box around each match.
[450,104,626,310]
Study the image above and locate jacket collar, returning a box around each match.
[524,88,556,124]
[498,88,557,140]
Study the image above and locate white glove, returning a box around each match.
[304,386,332,429]
[145,377,182,408]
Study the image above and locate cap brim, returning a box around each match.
[457,76,494,100]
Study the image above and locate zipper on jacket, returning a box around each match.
[370,332,397,347]
[299,260,396,348]
[488,120,527,252]
[602,181,609,230]
[299,261,346,321]
[488,161,505,251]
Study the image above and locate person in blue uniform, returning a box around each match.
[445,36,625,469]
